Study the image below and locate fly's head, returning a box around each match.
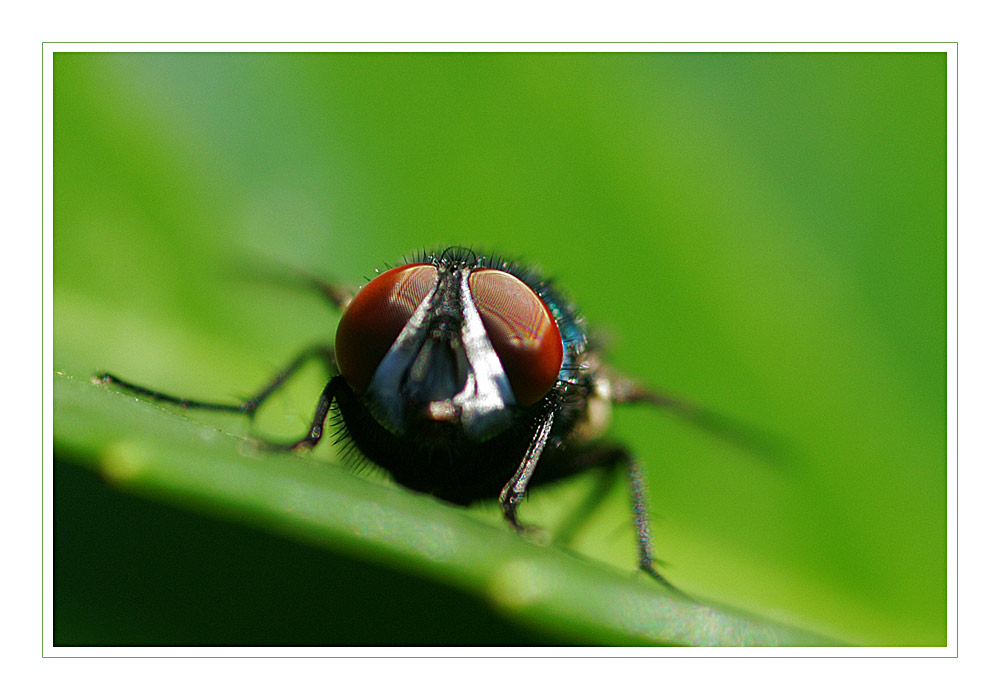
[334,247,588,446]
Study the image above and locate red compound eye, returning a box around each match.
[468,269,563,406]
[335,263,438,393]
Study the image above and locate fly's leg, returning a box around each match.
[550,461,618,548]
[237,257,355,312]
[497,402,686,595]
[609,373,734,437]
[96,264,351,453]
[96,344,337,426]
[534,442,688,597]
[301,272,354,311]
[609,372,787,462]
[499,410,556,532]
[622,451,687,595]
[255,378,337,452]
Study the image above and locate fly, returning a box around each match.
[97,246,742,596]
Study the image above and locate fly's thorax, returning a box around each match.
[565,355,613,444]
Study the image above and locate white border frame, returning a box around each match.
[42,41,958,659]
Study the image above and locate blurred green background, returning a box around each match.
[52,52,946,646]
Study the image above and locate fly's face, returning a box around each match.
[334,247,571,444]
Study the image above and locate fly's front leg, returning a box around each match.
[96,344,337,418]
[255,378,337,452]
[499,410,556,532]
[229,344,337,416]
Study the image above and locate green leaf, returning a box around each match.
[55,371,837,646]
[53,52,946,646]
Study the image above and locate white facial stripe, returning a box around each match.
[365,274,441,431]
[454,268,516,435]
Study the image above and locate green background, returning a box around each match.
[53,51,946,646]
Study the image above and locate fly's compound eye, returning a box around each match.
[336,263,438,394]
[468,269,563,406]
